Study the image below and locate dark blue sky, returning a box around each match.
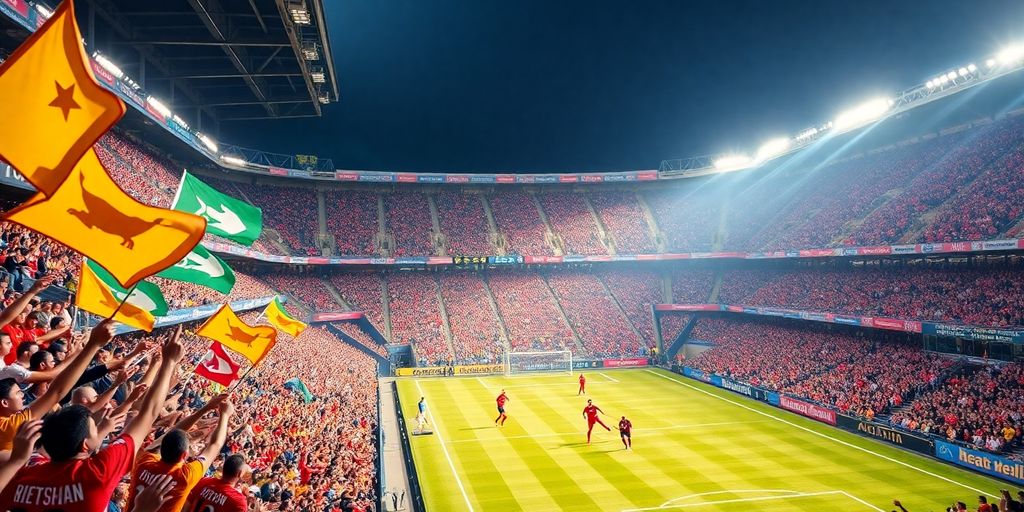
[225,0,1024,173]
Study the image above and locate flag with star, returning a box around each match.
[0,0,125,196]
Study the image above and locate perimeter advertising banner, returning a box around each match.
[835,415,933,455]
[395,364,506,377]
[934,440,1024,485]
[779,395,836,425]
[602,358,649,368]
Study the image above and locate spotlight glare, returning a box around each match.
[713,155,753,171]
[833,97,891,130]
[967,63,977,72]
[221,155,246,166]
[755,138,791,161]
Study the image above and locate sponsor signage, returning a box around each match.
[935,440,1024,485]
[445,174,470,183]
[1,0,29,18]
[396,173,418,183]
[581,175,604,183]
[923,324,1024,344]
[287,169,310,178]
[534,175,558,183]
[496,175,516,183]
[90,61,116,85]
[395,367,448,377]
[358,173,394,182]
[396,364,506,376]
[983,239,1019,250]
[779,395,836,425]
[682,367,712,383]
[416,175,444,183]
[454,364,505,375]
[335,171,359,181]
[835,415,933,454]
[269,167,288,176]
[311,311,365,322]
[558,175,579,183]
[489,255,524,264]
[470,175,496,183]
[637,170,658,180]
[573,360,603,369]
[515,175,536,183]
[602,358,648,368]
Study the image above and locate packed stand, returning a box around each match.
[644,187,719,252]
[149,270,276,310]
[94,144,169,207]
[487,271,576,353]
[435,191,493,255]
[589,191,656,254]
[262,272,343,312]
[546,271,641,357]
[537,192,607,255]
[100,130,182,199]
[384,192,435,257]
[329,273,389,338]
[488,191,553,255]
[891,362,1024,456]
[671,269,715,303]
[324,190,380,256]
[659,314,689,345]
[0,222,79,291]
[386,273,449,365]
[599,269,663,344]
[720,265,1024,328]
[233,182,320,256]
[437,273,505,364]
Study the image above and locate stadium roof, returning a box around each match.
[77,0,339,128]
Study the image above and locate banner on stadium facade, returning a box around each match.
[454,364,505,376]
[311,311,365,322]
[778,395,836,425]
[835,415,933,455]
[602,358,649,368]
[573,360,603,369]
[934,440,1024,485]
[110,295,277,335]
[395,367,449,377]
[923,323,1024,344]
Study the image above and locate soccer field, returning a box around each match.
[395,368,1010,512]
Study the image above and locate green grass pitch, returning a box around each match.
[395,368,1011,512]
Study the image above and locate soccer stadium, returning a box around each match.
[1,1,1024,511]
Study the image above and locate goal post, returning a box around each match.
[504,350,574,376]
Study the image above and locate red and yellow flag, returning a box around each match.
[75,261,156,332]
[197,305,277,365]
[0,0,125,196]
[3,148,206,288]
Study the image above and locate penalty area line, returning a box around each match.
[621,490,844,511]
[414,379,475,512]
[644,369,997,499]
[599,372,620,383]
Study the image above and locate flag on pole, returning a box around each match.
[76,259,167,331]
[264,297,307,337]
[0,0,125,196]
[172,171,263,246]
[284,377,314,403]
[195,342,242,387]
[197,305,277,364]
[157,243,236,294]
[3,148,206,288]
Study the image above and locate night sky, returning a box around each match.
[224,0,1024,173]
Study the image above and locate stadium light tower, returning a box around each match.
[198,133,219,153]
[755,138,791,162]
[997,44,1024,65]
[833,97,891,130]
[221,155,246,166]
[146,96,172,119]
[713,154,753,172]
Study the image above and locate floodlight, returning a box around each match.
[714,155,753,171]
[301,41,319,61]
[997,44,1024,65]
[146,96,171,118]
[967,63,977,72]
[926,80,934,89]
[945,71,957,80]
[987,58,997,68]
[287,1,311,25]
[833,98,891,130]
[94,54,124,79]
[221,155,246,166]
[198,133,219,153]
[755,138,790,161]
[795,127,818,140]
[172,115,189,129]
[939,75,949,84]
[958,67,968,77]
[318,92,331,105]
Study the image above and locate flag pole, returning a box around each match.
[227,362,258,393]
[109,283,139,319]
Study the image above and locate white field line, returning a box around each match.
[622,490,845,511]
[600,372,620,383]
[446,420,768,444]
[841,491,886,512]
[645,370,998,499]
[414,379,475,512]
[660,489,803,507]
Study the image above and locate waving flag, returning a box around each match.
[157,243,236,294]
[195,342,242,387]
[264,297,307,337]
[76,259,167,331]
[172,171,263,246]
[197,305,277,364]
[284,377,314,403]
[0,0,125,196]
[4,148,206,288]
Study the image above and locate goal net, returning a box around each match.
[504,350,573,376]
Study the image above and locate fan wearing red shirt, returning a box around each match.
[0,321,184,512]
[494,390,510,427]
[583,399,611,444]
[185,454,249,512]
[618,416,632,450]
[578,373,586,395]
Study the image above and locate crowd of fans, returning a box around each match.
[384,193,435,257]
[329,274,388,336]
[234,182,320,256]
[332,322,389,359]
[435,191,493,255]
[546,271,642,357]
[536,192,607,255]
[600,270,663,344]
[385,273,448,365]
[719,265,1024,328]
[488,191,553,255]
[324,190,379,256]
[437,273,504,364]
[644,187,718,252]
[263,273,343,313]
[486,271,577,353]
[588,191,656,254]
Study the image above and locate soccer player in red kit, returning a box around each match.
[618,416,632,450]
[582,399,610,444]
[494,390,510,426]
[577,373,586,395]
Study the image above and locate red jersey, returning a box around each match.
[583,404,602,420]
[579,375,585,384]
[2,325,26,364]
[185,477,247,512]
[496,393,508,407]
[618,419,632,434]
[0,434,135,512]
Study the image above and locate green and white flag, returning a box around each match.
[172,171,263,246]
[84,259,168,317]
[156,243,236,295]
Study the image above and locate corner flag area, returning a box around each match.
[396,369,1008,512]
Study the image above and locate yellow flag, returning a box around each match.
[264,297,307,337]
[4,148,206,288]
[75,262,155,332]
[0,0,125,196]
[197,305,277,364]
